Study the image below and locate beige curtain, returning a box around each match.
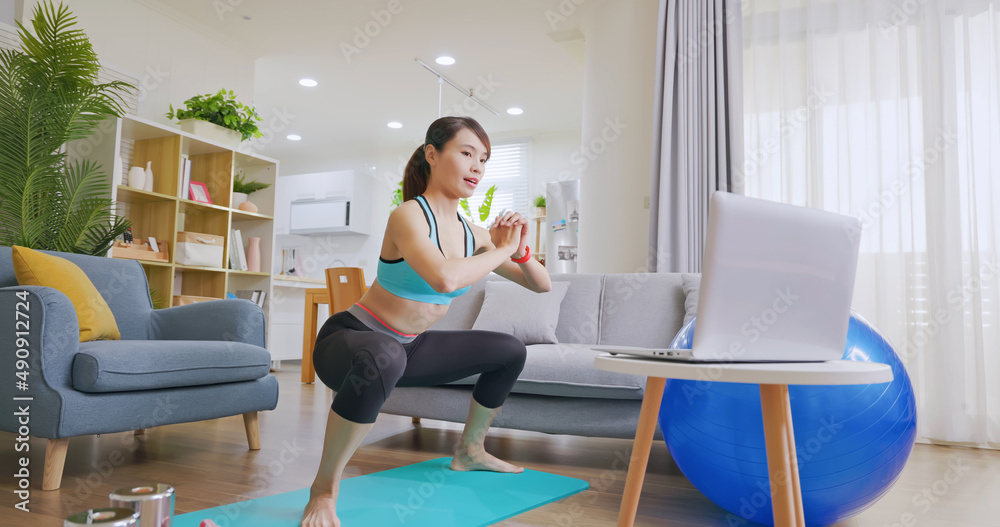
[648,0,744,273]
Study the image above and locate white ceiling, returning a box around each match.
[150,0,600,165]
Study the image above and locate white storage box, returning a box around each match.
[174,231,224,267]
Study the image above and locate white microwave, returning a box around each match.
[288,198,351,234]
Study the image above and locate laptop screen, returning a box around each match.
[691,192,862,362]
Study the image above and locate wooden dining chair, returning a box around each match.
[301,268,369,384]
[320,267,420,425]
[325,267,368,313]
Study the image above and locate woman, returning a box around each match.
[302,116,552,526]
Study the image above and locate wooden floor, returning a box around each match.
[2,363,998,526]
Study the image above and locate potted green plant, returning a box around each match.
[533,194,546,218]
[0,2,133,255]
[166,89,263,147]
[232,170,271,211]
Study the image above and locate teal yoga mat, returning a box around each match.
[174,457,588,527]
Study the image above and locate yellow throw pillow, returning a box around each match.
[12,246,121,342]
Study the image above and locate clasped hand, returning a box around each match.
[489,210,529,257]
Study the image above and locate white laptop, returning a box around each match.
[594,192,862,362]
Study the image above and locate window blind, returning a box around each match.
[464,139,530,229]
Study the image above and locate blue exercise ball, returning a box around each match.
[659,311,916,526]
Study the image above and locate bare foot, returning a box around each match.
[301,493,340,527]
[451,446,524,473]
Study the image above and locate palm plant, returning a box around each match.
[389,174,500,223]
[460,184,497,222]
[391,178,499,223]
[0,2,134,255]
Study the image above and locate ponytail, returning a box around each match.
[400,116,491,203]
[402,144,429,202]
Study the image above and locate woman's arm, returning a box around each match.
[493,253,552,293]
[388,201,521,293]
[471,217,552,293]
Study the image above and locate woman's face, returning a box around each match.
[426,127,489,199]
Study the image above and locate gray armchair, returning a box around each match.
[0,246,279,490]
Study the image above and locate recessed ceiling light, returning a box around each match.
[435,56,455,65]
[506,107,524,115]
[286,134,302,141]
[387,121,403,129]
[299,78,318,87]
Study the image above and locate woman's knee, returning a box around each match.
[314,332,407,389]
[493,333,527,369]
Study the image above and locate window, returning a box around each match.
[463,139,530,228]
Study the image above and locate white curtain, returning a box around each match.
[743,0,1000,448]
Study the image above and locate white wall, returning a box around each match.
[577,0,658,273]
[22,0,255,127]
[1,0,14,26]
[527,130,584,257]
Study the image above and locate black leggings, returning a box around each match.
[313,310,527,424]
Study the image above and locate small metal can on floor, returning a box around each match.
[64,508,139,526]
[109,483,175,527]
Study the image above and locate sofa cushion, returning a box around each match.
[682,273,701,325]
[433,274,604,345]
[471,281,570,344]
[73,340,271,393]
[551,274,604,344]
[12,246,122,342]
[446,343,645,400]
[599,273,686,347]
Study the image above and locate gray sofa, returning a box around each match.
[381,272,689,439]
[0,246,279,490]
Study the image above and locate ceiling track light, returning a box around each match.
[415,58,499,117]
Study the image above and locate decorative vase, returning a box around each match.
[127,166,145,189]
[143,161,154,192]
[231,191,248,208]
[247,237,261,272]
[238,200,258,213]
[179,119,241,148]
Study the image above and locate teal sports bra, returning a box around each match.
[377,195,475,305]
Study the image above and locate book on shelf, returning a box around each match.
[234,289,266,308]
[228,232,239,270]
[231,229,248,271]
[177,156,190,198]
[256,290,266,308]
[235,289,255,301]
